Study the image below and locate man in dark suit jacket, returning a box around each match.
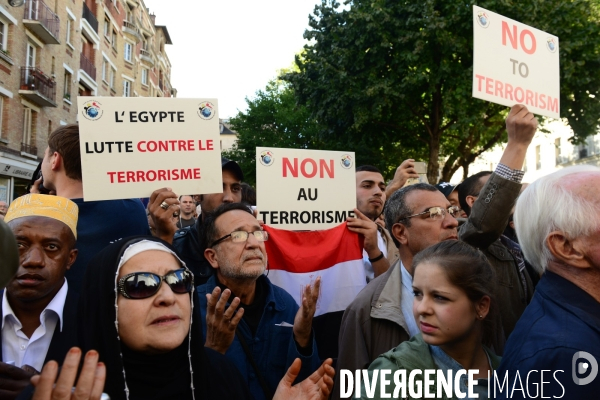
[0,194,79,399]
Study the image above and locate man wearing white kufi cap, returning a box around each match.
[0,194,79,398]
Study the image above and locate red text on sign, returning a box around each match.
[282,158,335,178]
[474,74,558,113]
[136,140,213,152]
[106,168,201,183]
[502,21,536,55]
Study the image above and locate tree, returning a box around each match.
[284,0,600,183]
[223,79,326,186]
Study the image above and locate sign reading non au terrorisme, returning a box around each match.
[77,97,222,201]
[256,147,356,230]
[472,5,560,118]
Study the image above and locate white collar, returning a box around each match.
[2,279,68,332]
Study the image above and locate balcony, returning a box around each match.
[80,53,96,81]
[123,20,141,41]
[21,143,38,156]
[140,48,154,66]
[19,67,57,107]
[82,2,98,33]
[23,0,60,45]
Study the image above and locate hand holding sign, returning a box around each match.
[506,104,538,146]
[148,187,180,244]
[499,104,538,170]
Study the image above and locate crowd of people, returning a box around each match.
[0,103,598,399]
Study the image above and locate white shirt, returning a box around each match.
[1,280,68,371]
[400,262,420,337]
[362,229,388,282]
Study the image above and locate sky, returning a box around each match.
[143,0,322,119]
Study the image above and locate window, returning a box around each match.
[104,18,110,38]
[111,30,117,49]
[0,97,4,138]
[123,80,131,97]
[63,70,72,100]
[0,20,6,52]
[141,68,148,85]
[124,42,132,62]
[25,43,36,84]
[66,17,74,46]
[22,108,33,146]
[555,138,562,165]
[102,59,108,82]
[26,43,36,68]
[110,67,116,89]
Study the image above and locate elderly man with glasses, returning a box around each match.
[333,104,537,399]
[196,202,321,400]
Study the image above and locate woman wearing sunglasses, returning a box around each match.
[361,241,501,400]
[61,235,334,400]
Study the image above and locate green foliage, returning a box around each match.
[223,80,326,186]
[284,0,600,182]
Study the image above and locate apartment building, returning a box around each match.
[0,0,175,203]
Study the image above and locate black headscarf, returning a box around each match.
[77,236,209,400]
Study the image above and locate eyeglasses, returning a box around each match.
[398,206,461,223]
[118,268,194,299]
[210,230,269,247]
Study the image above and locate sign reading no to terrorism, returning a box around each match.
[256,147,356,230]
[77,97,222,201]
[472,5,560,118]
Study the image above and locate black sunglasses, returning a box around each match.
[117,268,194,299]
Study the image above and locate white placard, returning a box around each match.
[256,147,356,230]
[473,5,560,118]
[77,97,222,201]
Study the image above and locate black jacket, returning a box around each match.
[172,219,214,285]
[0,286,78,366]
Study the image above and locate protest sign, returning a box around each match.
[256,147,356,230]
[77,97,222,201]
[472,5,560,118]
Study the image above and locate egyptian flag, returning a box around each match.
[263,222,366,362]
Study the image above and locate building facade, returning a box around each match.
[450,120,600,184]
[0,0,174,203]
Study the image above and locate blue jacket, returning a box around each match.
[495,271,600,399]
[197,275,321,400]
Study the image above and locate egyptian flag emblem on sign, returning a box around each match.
[263,222,366,316]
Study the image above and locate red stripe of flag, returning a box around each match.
[264,222,364,273]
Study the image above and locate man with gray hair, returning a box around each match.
[334,104,536,398]
[495,165,600,398]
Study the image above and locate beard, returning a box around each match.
[217,250,267,281]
